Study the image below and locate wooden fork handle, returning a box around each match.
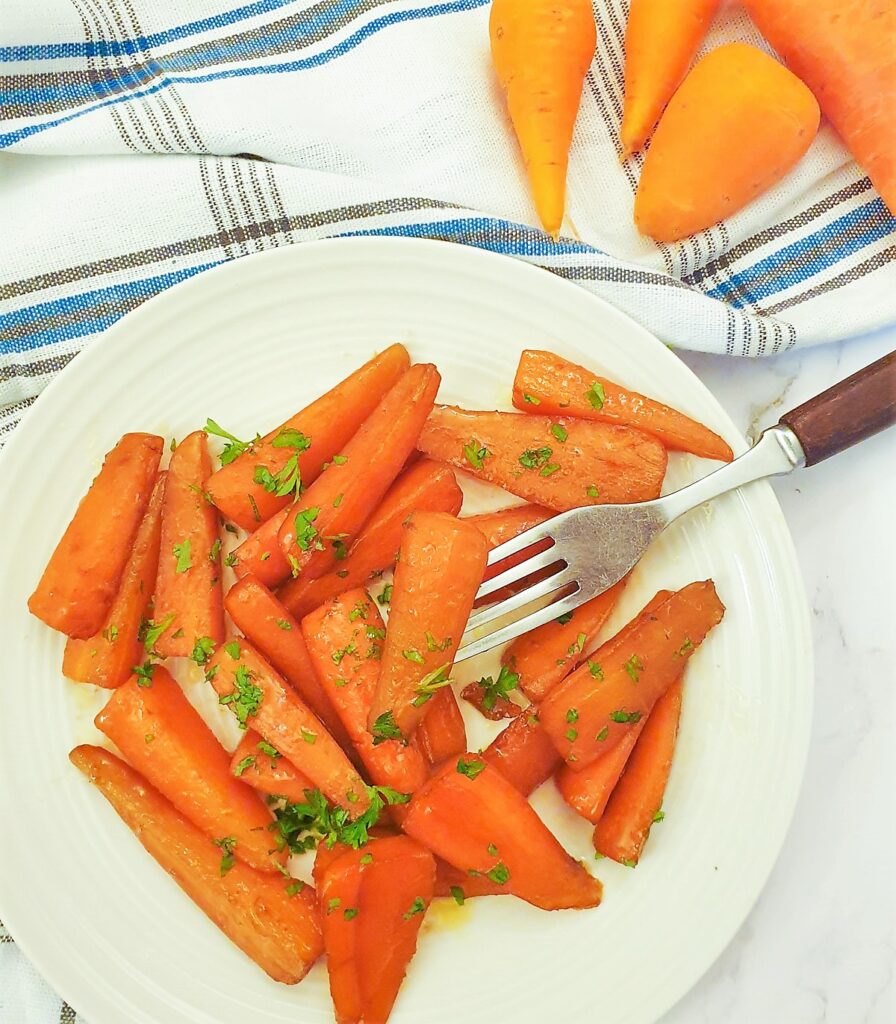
[778,351,896,467]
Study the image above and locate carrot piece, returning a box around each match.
[402,759,602,911]
[635,44,820,242]
[743,0,896,214]
[461,678,521,721]
[418,406,667,510]
[206,639,370,812]
[367,512,488,739]
[489,0,596,237]
[63,473,166,687]
[95,666,283,873]
[278,365,440,581]
[464,504,555,607]
[620,0,720,156]
[207,344,410,529]
[153,431,224,658]
[69,745,322,983]
[556,724,644,824]
[232,507,291,588]
[434,858,510,900]
[230,729,314,804]
[416,688,468,767]
[29,432,163,638]
[540,581,724,770]
[593,677,684,864]
[512,350,733,462]
[481,712,560,796]
[278,459,463,620]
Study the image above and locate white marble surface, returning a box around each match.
[658,328,896,1024]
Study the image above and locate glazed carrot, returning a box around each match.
[461,677,521,721]
[635,44,820,242]
[70,745,322,983]
[489,0,596,237]
[153,431,224,658]
[540,581,724,769]
[743,0,896,214]
[593,677,684,864]
[207,639,369,812]
[29,432,163,638]
[368,512,488,739]
[278,365,440,580]
[417,406,667,511]
[465,504,555,607]
[207,344,410,529]
[512,350,733,462]
[230,729,314,805]
[481,712,560,796]
[95,667,283,873]
[232,507,291,588]
[434,858,510,900]
[416,688,468,767]
[63,473,166,687]
[403,759,602,911]
[620,0,719,156]
[278,459,463,620]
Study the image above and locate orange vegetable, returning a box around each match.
[434,858,510,900]
[465,504,555,607]
[512,349,733,462]
[368,512,488,739]
[230,729,314,805]
[207,344,410,529]
[29,432,163,638]
[232,507,291,588]
[153,431,224,658]
[635,43,820,241]
[62,473,166,687]
[402,759,602,911]
[489,0,597,237]
[278,364,440,580]
[95,666,283,874]
[481,712,560,796]
[415,688,468,767]
[743,0,896,214]
[69,745,322,983]
[461,678,521,721]
[620,0,720,156]
[417,406,667,510]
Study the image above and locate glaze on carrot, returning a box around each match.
[415,688,468,767]
[481,711,560,796]
[232,507,291,588]
[434,857,511,900]
[230,729,313,805]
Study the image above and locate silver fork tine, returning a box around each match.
[465,565,574,633]
[482,517,560,567]
[457,588,581,663]
[475,546,565,602]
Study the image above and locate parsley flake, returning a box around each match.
[522,393,541,405]
[565,728,578,742]
[371,711,403,746]
[412,664,452,707]
[173,540,192,573]
[190,636,216,665]
[566,708,579,724]
[102,625,119,643]
[463,439,492,470]
[595,726,609,742]
[585,381,606,410]
[377,584,393,606]
[624,655,644,682]
[588,660,604,680]
[257,740,280,759]
[219,664,264,728]
[486,862,510,885]
[349,600,369,622]
[557,611,574,625]
[213,836,237,875]
[456,757,485,781]
[276,619,292,631]
[204,419,258,465]
[609,709,642,724]
[343,907,359,921]
[233,755,255,777]
[402,648,424,665]
[402,897,426,920]
[550,423,568,442]
[450,885,465,906]
[586,485,600,498]
[518,446,553,470]
[472,665,519,712]
[293,507,321,552]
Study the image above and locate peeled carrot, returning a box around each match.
[415,688,468,767]
[635,43,820,241]
[207,344,410,529]
[434,857,510,900]
[70,745,322,983]
[489,0,596,237]
[465,503,555,607]
[512,349,733,462]
[367,512,488,739]
[743,0,896,214]
[29,432,163,638]
[278,365,440,581]
[418,406,667,511]
[402,759,602,911]
[481,711,560,796]
[232,507,291,588]
[230,729,313,805]
[63,473,166,687]
[154,431,224,658]
[620,0,720,156]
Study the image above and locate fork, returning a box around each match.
[456,351,896,662]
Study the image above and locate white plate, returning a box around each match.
[0,238,811,1024]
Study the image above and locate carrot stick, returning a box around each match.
[278,459,463,620]
[743,0,896,214]
[434,858,510,900]
[232,507,291,588]
[489,0,596,237]
[69,745,322,983]
[464,504,555,607]
[635,43,820,242]
[481,711,560,796]
[415,688,467,767]
[367,512,488,740]
[207,344,410,529]
[278,365,440,581]
[402,759,602,911]
[417,406,667,511]
[512,349,733,462]
[154,431,224,658]
[230,729,314,805]
[63,473,166,687]
[620,0,720,156]
[29,432,163,638]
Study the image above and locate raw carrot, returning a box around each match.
[230,729,313,805]
[62,473,166,687]
[207,344,410,529]
[153,431,224,658]
[29,432,163,638]
[743,0,896,214]
[417,406,667,510]
[620,0,720,156]
[635,44,820,242]
[70,745,322,983]
[415,688,468,767]
[512,349,733,461]
[489,0,597,237]
[434,858,510,900]
[232,507,291,588]
[367,512,488,739]
[278,364,440,580]
[402,758,602,911]
[481,712,560,796]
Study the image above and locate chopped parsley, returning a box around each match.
[652,809,665,823]
[333,493,344,508]
[550,423,568,442]
[518,446,553,470]
[331,455,348,466]
[411,664,452,707]
[595,726,609,742]
[566,708,579,724]
[425,631,451,652]
[366,626,386,641]
[213,836,237,875]
[102,625,119,643]
[190,636,216,666]
[173,540,192,573]
[463,438,492,470]
[587,660,604,680]
[487,843,498,856]
[254,454,302,499]
[286,880,306,896]
[568,632,586,656]
[621,858,637,868]
[140,613,175,656]
[586,485,600,498]
[326,897,341,915]
[585,381,606,410]
[332,539,348,560]
[224,523,239,535]
[402,648,424,665]
[276,618,292,631]
[233,755,255,777]
[371,711,403,746]
[540,463,561,478]
[472,665,519,713]
[360,853,373,865]
[556,611,574,625]
[349,600,369,622]
[522,393,541,405]
[343,907,359,921]
[204,419,259,465]
[624,655,644,683]
[224,640,241,659]
[133,661,155,686]
[486,862,510,885]
[456,757,485,781]
[224,552,238,568]
[293,507,321,552]
[209,538,222,563]
[450,886,465,906]
[257,740,280,759]
[377,584,393,606]
[565,728,578,742]
[301,727,317,745]
[609,709,642,724]
[675,637,694,658]
[218,664,264,728]
[331,640,357,665]
[402,897,426,920]
[272,428,312,453]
